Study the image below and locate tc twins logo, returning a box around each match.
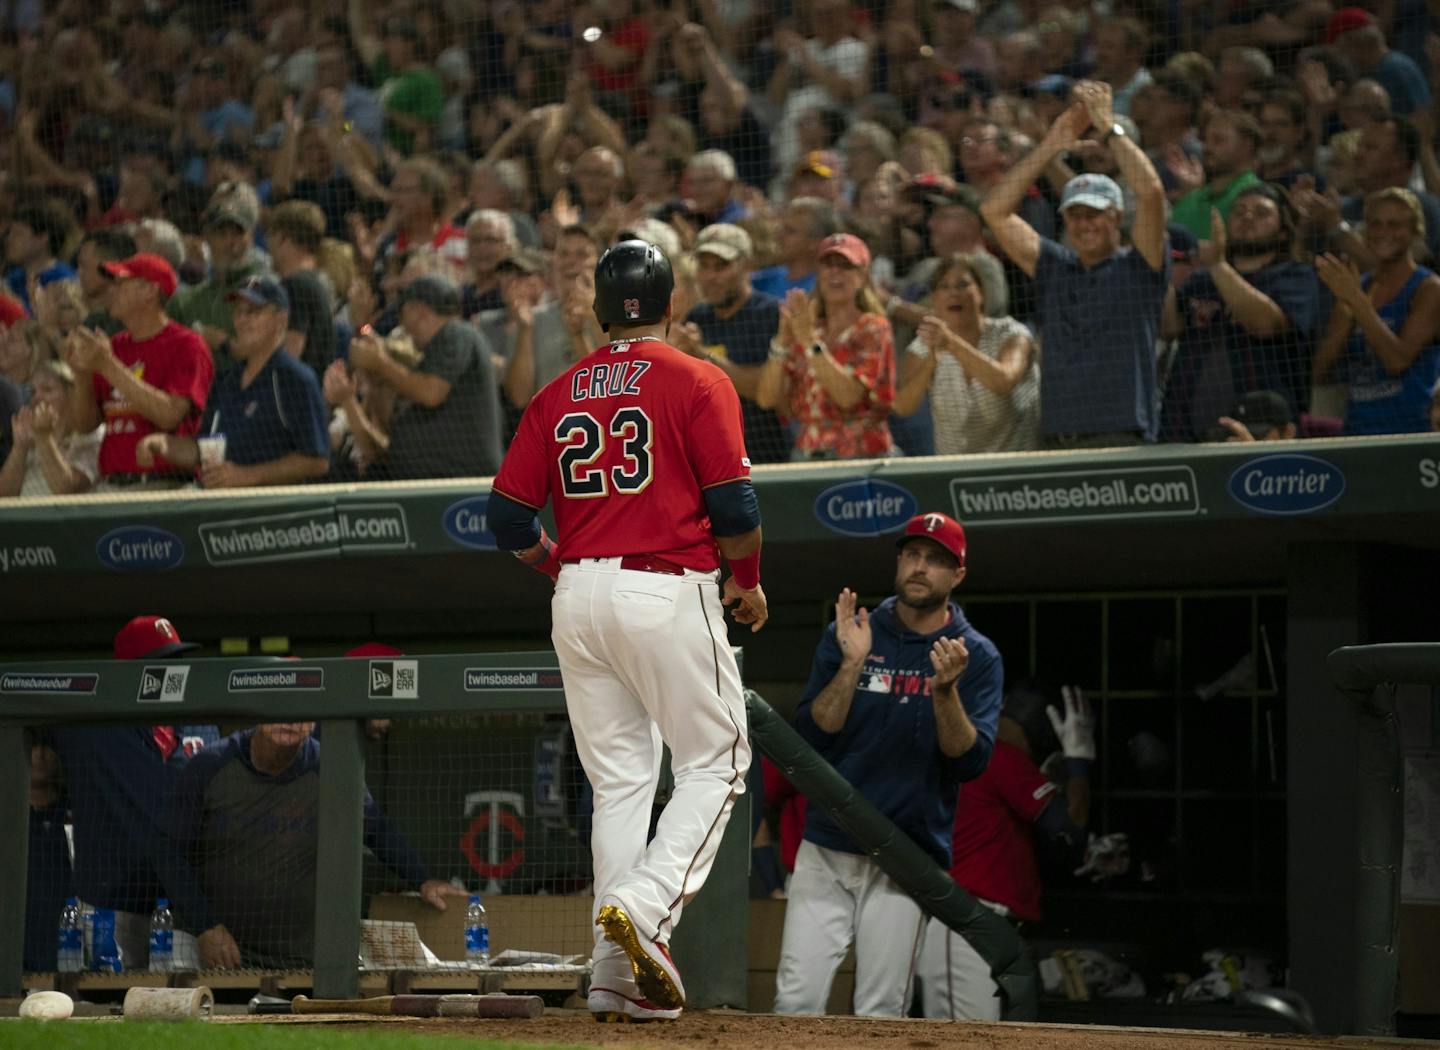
[368,659,419,699]
[623,297,641,318]
[920,513,946,533]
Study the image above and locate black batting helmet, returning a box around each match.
[593,239,674,331]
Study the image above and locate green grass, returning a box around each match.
[1,1020,590,1050]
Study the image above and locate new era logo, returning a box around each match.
[368,659,418,700]
[138,664,190,703]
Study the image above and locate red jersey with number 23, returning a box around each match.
[492,338,750,572]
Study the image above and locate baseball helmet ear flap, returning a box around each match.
[593,239,674,331]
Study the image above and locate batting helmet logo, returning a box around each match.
[624,297,641,318]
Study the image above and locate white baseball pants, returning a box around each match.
[917,911,1004,1019]
[773,840,927,1016]
[551,557,750,949]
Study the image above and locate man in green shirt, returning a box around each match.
[348,0,442,155]
[169,203,272,371]
[1169,110,1262,240]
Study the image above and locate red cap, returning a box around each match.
[0,294,27,328]
[114,615,200,660]
[346,642,405,658]
[817,232,872,271]
[895,512,967,567]
[101,253,178,299]
[1325,6,1375,42]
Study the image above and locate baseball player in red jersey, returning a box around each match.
[488,239,767,1023]
[919,683,1126,1018]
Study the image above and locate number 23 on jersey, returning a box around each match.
[556,407,654,498]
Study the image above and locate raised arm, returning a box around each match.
[1076,80,1166,271]
[981,103,1091,277]
[804,589,872,733]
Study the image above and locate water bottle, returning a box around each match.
[57,898,83,973]
[148,897,174,973]
[465,894,489,965]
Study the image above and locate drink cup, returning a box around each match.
[198,435,227,468]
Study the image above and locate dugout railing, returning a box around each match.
[1326,643,1440,1038]
[0,651,755,1003]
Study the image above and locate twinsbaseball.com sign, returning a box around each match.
[950,466,1201,526]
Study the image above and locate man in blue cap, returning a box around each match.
[136,276,330,487]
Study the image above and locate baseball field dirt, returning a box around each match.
[218,1009,1433,1049]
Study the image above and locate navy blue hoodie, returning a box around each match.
[794,597,1003,869]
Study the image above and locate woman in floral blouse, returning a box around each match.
[756,233,897,459]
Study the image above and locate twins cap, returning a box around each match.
[817,232,872,270]
[695,223,753,262]
[1060,173,1124,214]
[227,275,291,311]
[895,512,967,567]
[114,615,200,660]
[345,642,405,658]
[100,253,178,299]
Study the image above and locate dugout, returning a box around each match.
[3,435,1439,1034]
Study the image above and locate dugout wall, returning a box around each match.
[3,438,1439,1032]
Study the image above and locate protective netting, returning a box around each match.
[2,0,1439,497]
[23,713,592,974]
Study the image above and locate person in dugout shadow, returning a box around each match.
[917,683,1130,1018]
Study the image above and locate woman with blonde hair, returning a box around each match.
[894,253,1039,453]
[1314,186,1440,434]
[0,359,102,497]
[757,233,896,459]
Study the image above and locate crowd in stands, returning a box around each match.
[4,0,1440,495]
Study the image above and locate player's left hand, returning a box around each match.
[929,635,969,689]
[722,577,768,632]
[418,879,470,910]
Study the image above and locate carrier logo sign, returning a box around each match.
[442,496,496,550]
[0,673,99,695]
[464,668,564,691]
[1228,454,1345,515]
[227,667,325,691]
[137,664,190,703]
[814,479,917,536]
[951,466,1200,525]
[369,659,419,699]
[96,526,185,571]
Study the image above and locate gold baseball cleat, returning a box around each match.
[596,902,686,1009]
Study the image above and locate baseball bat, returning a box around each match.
[289,994,543,1019]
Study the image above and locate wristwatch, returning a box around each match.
[1102,123,1126,144]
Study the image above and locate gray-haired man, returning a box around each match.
[981,81,1168,448]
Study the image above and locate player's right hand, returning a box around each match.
[835,587,872,668]
[722,577,768,632]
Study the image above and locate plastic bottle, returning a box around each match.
[465,894,490,965]
[148,897,173,973]
[57,898,83,973]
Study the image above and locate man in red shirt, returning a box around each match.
[919,683,1106,1018]
[65,253,213,490]
[488,240,767,1023]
